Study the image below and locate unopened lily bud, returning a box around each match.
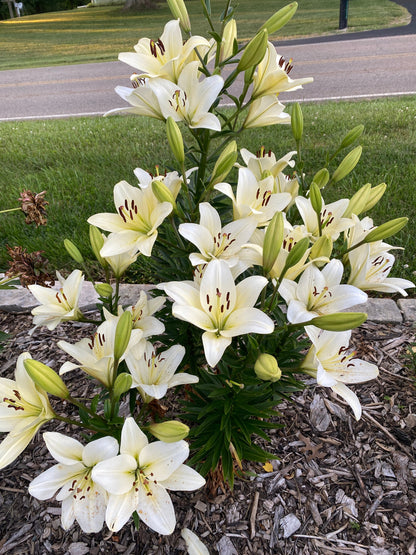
[310,234,333,262]
[364,217,408,243]
[149,421,190,442]
[210,141,238,186]
[291,102,303,141]
[282,236,309,275]
[114,311,132,361]
[94,282,113,298]
[89,225,107,267]
[309,312,367,331]
[220,19,237,62]
[263,212,284,273]
[166,117,184,165]
[260,2,298,34]
[24,359,69,399]
[313,168,330,189]
[254,354,281,382]
[331,146,362,183]
[64,239,84,264]
[343,183,371,218]
[113,372,133,398]
[364,182,386,212]
[309,182,322,215]
[166,0,191,32]
[237,29,268,72]
[339,124,364,150]
[152,180,177,211]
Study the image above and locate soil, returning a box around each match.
[0,312,415,555]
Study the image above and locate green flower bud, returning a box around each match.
[152,180,177,211]
[24,359,69,399]
[310,234,333,262]
[114,311,132,361]
[282,236,309,276]
[113,372,133,398]
[309,312,367,331]
[210,141,238,186]
[313,168,330,189]
[94,282,113,298]
[166,0,191,32]
[364,182,386,212]
[166,116,185,165]
[364,217,408,243]
[254,354,282,382]
[331,146,362,183]
[89,225,107,267]
[263,212,284,273]
[309,182,322,215]
[343,183,371,218]
[237,29,268,72]
[220,19,237,63]
[339,124,364,150]
[260,2,298,35]
[64,239,84,264]
[149,421,190,442]
[291,102,303,141]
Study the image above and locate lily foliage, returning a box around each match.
[2,0,413,541]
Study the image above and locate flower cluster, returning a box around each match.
[1,0,413,544]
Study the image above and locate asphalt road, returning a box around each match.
[0,33,416,121]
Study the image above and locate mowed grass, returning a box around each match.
[1,97,415,285]
[0,0,410,70]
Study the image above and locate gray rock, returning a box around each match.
[345,298,402,324]
[397,298,416,323]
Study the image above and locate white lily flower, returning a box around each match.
[215,167,291,227]
[92,418,205,534]
[348,244,414,296]
[181,528,210,555]
[103,290,165,339]
[58,319,143,388]
[118,20,211,82]
[29,432,119,533]
[296,196,353,242]
[148,61,224,131]
[243,95,291,129]
[88,180,172,257]
[279,259,368,324]
[159,259,274,367]
[100,233,138,278]
[126,341,198,402]
[134,167,185,201]
[0,352,54,470]
[29,269,84,330]
[302,327,379,420]
[346,214,398,256]
[252,43,313,99]
[179,202,257,272]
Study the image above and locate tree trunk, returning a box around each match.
[123,0,158,10]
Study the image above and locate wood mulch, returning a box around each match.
[0,312,415,555]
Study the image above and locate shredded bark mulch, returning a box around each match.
[0,312,415,555]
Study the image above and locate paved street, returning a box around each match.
[0,32,415,121]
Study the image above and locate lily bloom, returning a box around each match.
[118,19,210,83]
[252,43,313,99]
[0,352,54,469]
[126,342,198,402]
[296,196,353,242]
[243,95,291,129]
[279,259,368,324]
[348,244,414,296]
[179,202,257,271]
[159,259,274,367]
[58,319,143,388]
[88,180,172,257]
[301,327,379,420]
[148,61,224,131]
[29,432,119,533]
[29,269,84,330]
[92,417,205,534]
[106,80,164,120]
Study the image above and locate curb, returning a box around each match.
[0,283,416,325]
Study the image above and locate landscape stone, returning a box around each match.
[345,298,403,324]
[397,298,416,322]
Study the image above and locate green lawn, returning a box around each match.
[0,0,410,70]
[1,97,415,285]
